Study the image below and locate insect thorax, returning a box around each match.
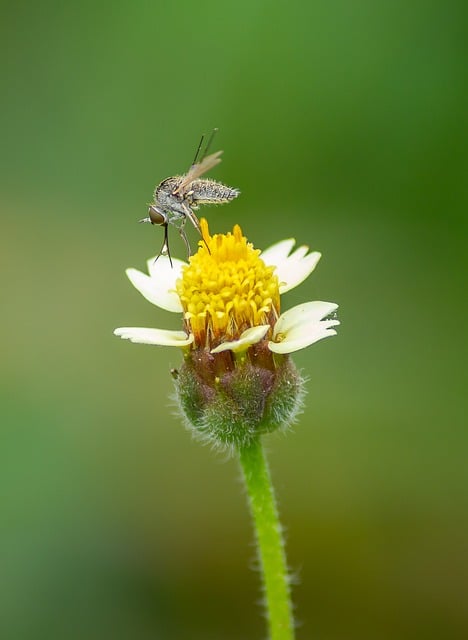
[154,176,183,203]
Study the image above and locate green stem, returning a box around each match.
[239,438,295,640]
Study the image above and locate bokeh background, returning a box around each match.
[1,2,467,639]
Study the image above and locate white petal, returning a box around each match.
[273,301,338,336]
[114,327,193,347]
[211,325,270,354]
[269,301,339,354]
[261,239,321,294]
[276,249,321,294]
[260,239,296,266]
[146,254,187,281]
[269,323,338,354]
[126,268,183,313]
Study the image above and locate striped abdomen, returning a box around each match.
[189,179,240,206]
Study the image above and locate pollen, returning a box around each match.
[176,219,280,348]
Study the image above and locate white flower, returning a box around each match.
[114,220,339,354]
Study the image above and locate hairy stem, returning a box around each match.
[239,438,295,640]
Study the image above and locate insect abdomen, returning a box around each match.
[190,179,239,205]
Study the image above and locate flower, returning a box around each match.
[114,219,339,354]
[114,219,339,450]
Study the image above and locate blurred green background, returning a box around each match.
[1,1,467,639]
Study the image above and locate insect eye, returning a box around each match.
[148,205,166,226]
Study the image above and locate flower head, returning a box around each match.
[115,220,339,450]
[176,220,279,350]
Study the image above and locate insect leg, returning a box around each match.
[182,205,211,254]
[191,127,218,167]
[178,223,191,260]
[192,134,205,166]
[183,205,202,235]
[201,127,218,160]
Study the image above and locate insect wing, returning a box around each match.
[173,150,223,196]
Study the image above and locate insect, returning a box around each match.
[140,130,239,265]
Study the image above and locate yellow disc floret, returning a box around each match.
[176,219,280,349]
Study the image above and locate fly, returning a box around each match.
[140,129,239,265]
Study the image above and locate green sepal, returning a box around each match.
[174,353,305,452]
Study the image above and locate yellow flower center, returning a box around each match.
[176,219,280,348]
